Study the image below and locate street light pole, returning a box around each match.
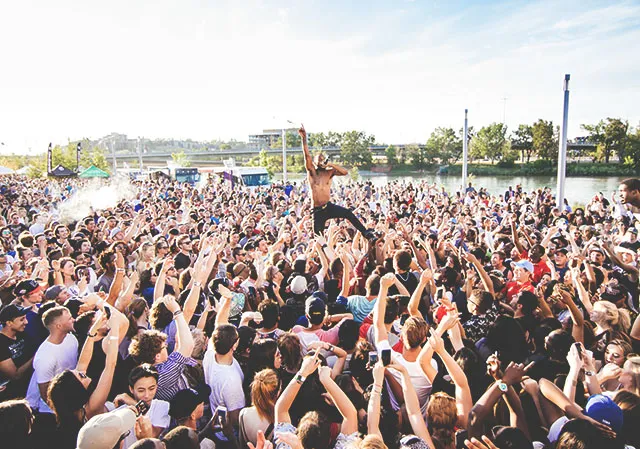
[282,128,287,183]
[462,109,469,188]
[556,74,570,209]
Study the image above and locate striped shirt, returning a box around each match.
[155,351,197,401]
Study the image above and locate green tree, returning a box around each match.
[339,131,375,167]
[470,123,509,163]
[220,143,232,150]
[425,127,462,165]
[272,131,302,150]
[309,132,328,148]
[581,118,629,163]
[512,124,534,162]
[171,151,191,167]
[406,144,425,169]
[532,119,557,162]
[626,123,640,168]
[385,145,398,166]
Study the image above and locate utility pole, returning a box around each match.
[462,109,469,188]
[556,74,570,209]
[282,128,287,183]
[137,137,144,170]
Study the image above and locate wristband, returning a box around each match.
[88,332,97,338]
[327,344,335,352]
[116,268,125,273]
[173,310,183,318]
[294,373,306,385]
[322,244,328,249]
[193,281,203,288]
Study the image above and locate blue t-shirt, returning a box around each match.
[345,295,377,323]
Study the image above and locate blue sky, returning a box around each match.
[0,0,638,153]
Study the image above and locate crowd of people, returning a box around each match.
[0,160,639,449]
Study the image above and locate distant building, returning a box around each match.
[248,128,297,149]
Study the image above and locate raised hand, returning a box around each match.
[380,273,396,289]
[464,435,500,449]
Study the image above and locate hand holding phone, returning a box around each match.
[368,351,378,368]
[134,400,149,416]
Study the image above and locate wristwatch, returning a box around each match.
[497,381,508,392]
[294,373,306,385]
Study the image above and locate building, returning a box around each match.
[248,128,297,149]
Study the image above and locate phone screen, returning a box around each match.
[381,349,391,366]
[368,352,378,366]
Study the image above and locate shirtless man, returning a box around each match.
[299,125,374,238]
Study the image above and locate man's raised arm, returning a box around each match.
[299,125,315,175]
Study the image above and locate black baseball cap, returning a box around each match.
[13,279,43,297]
[169,385,211,420]
[0,304,29,323]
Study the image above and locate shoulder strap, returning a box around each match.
[264,422,274,440]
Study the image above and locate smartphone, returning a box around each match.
[134,400,149,416]
[575,342,584,360]
[104,306,111,320]
[216,406,227,425]
[381,349,391,366]
[368,351,378,366]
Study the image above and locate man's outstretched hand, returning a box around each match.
[298,125,307,140]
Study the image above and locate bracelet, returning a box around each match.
[193,281,202,288]
[173,310,183,318]
[116,268,125,273]
[327,344,335,352]
[88,332,97,338]
[322,244,328,249]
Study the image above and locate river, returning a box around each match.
[278,174,625,206]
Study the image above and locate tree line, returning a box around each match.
[263,118,640,170]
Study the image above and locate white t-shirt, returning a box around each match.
[202,341,245,412]
[26,333,79,413]
[122,399,170,449]
[376,339,437,412]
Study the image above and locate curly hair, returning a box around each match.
[129,330,167,364]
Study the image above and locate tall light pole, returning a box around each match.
[282,128,287,183]
[462,109,469,188]
[137,137,144,170]
[556,74,570,209]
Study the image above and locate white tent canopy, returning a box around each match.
[0,166,15,174]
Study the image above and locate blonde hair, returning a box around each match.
[358,434,386,449]
[623,356,640,396]
[250,369,279,423]
[595,301,631,333]
[426,392,458,447]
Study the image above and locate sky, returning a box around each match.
[0,0,639,154]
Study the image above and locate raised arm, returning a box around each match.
[85,316,120,419]
[214,285,234,328]
[387,363,434,449]
[299,126,315,175]
[373,274,395,343]
[275,353,320,425]
[428,329,473,428]
[326,162,349,177]
[408,269,431,318]
[162,296,194,358]
[154,258,173,302]
[318,366,358,434]
[106,252,126,306]
[367,363,385,438]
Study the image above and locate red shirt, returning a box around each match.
[506,280,534,302]
[531,260,551,285]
